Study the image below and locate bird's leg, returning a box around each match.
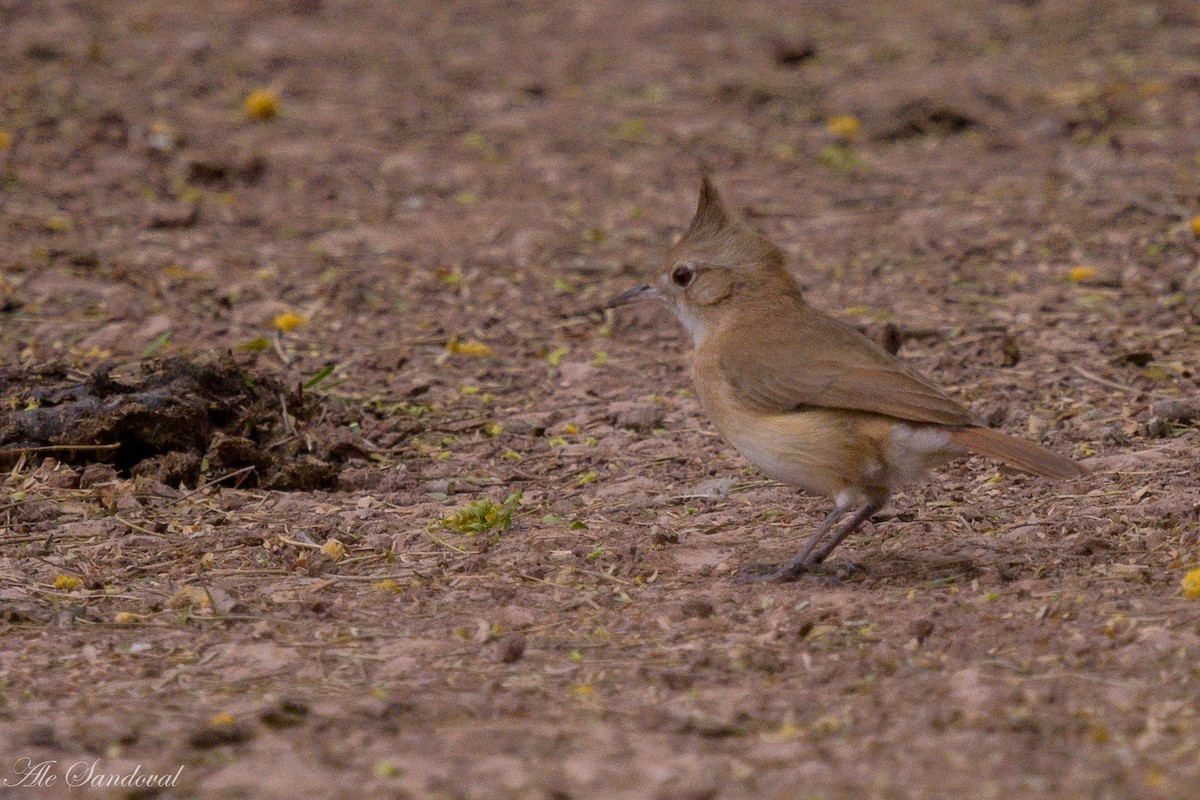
[738,499,883,583]
[737,505,845,582]
[786,505,847,568]
[805,500,882,567]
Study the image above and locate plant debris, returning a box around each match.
[0,355,364,489]
[439,492,521,536]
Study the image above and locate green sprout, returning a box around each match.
[439,492,522,537]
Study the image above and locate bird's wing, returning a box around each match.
[714,305,975,426]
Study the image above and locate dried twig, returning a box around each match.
[0,443,121,457]
[1071,364,1139,395]
[157,465,257,508]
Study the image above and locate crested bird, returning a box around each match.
[607,176,1086,581]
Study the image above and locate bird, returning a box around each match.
[607,175,1086,582]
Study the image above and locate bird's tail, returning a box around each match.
[949,426,1087,479]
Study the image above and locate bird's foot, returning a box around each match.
[735,562,808,583]
[735,560,864,584]
[829,560,864,579]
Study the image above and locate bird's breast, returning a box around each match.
[693,359,862,497]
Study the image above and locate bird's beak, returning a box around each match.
[604,283,659,309]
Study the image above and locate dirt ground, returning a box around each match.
[2,0,1200,797]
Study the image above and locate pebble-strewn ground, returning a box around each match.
[1,1,1199,798]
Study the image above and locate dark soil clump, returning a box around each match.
[0,355,361,490]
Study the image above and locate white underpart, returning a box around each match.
[671,303,708,346]
[835,488,863,510]
[885,424,955,487]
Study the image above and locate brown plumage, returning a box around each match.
[947,427,1084,480]
[607,175,1086,581]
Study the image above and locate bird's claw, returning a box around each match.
[735,560,863,584]
[830,561,864,578]
[735,562,809,583]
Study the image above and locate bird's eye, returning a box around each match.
[671,264,695,287]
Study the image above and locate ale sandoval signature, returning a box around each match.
[4,758,184,790]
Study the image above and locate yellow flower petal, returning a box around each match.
[169,585,212,610]
[1182,568,1200,599]
[372,579,402,593]
[273,312,306,332]
[54,574,83,591]
[243,89,279,121]
[1068,266,1096,283]
[827,114,861,141]
[447,337,493,357]
[320,538,346,561]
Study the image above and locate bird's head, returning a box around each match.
[607,175,796,344]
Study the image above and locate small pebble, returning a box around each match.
[497,633,527,664]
